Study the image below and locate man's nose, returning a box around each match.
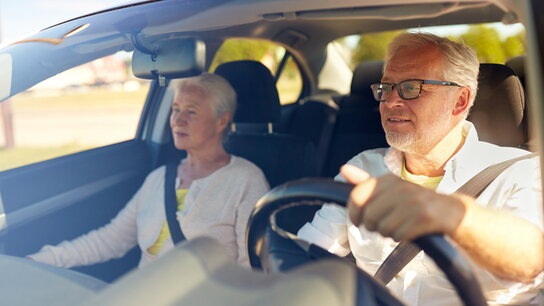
[382,88,405,107]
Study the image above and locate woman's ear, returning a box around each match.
[216,112,231,132]
[452,87,471,116]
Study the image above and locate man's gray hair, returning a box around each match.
[385,32,480,116]
[171,73,237,120]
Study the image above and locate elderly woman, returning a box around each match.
[28,73,269,267]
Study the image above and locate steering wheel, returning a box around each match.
[247,178,487,306]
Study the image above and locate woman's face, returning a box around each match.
[170,84,229,152]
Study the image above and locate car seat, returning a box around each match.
[468,63,530,149]
[215,60,318,187]
[322,60,387,177]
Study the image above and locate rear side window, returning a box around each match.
[0,51,150,171]
[210,39,302,105]
[341,23,526,68]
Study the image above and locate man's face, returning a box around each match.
[379,44,462,155]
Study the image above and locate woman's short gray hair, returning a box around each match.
[171,73,237,120]
[385,32,480,116]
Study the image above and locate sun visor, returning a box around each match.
[132,38,205,84]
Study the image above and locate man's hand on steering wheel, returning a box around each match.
[341,164,467,241]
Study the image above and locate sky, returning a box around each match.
[0,0,133,43]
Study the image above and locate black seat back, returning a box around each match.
[215,60,317,186]
[215,60,281,132]
[323,61,387,177]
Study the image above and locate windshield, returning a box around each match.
[0,0,231,101]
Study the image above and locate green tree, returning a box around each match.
[351,30,404,66]
[460,25,505,63]
[502,30,525,60]
[209,39,278,71]
[348,24,525,68]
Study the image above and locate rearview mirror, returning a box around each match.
[132,37,205,84]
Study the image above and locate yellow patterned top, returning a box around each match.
[147,189,189,255]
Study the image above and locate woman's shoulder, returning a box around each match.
[229,155,265,174]
[227,156,269,185]
[148,164,167,178]
[139,164,168,187]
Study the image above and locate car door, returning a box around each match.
[0,49,165,282]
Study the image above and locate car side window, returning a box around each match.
[210,39,302,104]
[0,51,150,171]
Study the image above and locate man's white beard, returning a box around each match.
[384,99,455,154]
[385,129,420,154]
[385,121,447,155]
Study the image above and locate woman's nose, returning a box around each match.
[172,112,187,125]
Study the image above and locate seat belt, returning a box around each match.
[373,152,538,285]
[315,97,339,176]
[165,162,186,244]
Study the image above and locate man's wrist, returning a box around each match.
[448,193,474,241]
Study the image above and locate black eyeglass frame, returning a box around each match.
[370,79,461,102]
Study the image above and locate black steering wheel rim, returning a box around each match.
[247,178,487,306]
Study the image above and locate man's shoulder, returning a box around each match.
[335,147,391,180]
[469,140,536,165]
[457,140,540,184]
[347,147,388,165]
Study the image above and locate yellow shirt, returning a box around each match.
[147,189,189,255]
[401,161,443,190]
[400,130,465,190]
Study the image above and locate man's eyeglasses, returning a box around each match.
[370,79,461,102]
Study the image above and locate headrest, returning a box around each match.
[350,61,384,96]
[506,55,526,85]
[215,60,281,123]
[468,63,526,147]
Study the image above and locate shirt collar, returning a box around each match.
[384,147,404,176]
[437,121,482,190]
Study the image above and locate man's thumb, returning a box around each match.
[340,164,370,184]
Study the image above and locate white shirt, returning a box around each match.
[298,121,543,305]
[29,155,269,268]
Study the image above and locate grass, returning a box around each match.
[0,87,150,172]
[0,144,90,171]
[11,87,148,111]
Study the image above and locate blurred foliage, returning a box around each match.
[209,39,280,72]
[350,24,525,66]
[351,30,404,65]
[209,38,302,104]
[502,31,525,60]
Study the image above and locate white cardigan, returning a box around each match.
[29,155,269,268]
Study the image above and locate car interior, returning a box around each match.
[0,0,542,305]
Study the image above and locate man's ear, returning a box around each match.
[452,87,471,116]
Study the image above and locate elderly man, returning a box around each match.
[298,33,543,305]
